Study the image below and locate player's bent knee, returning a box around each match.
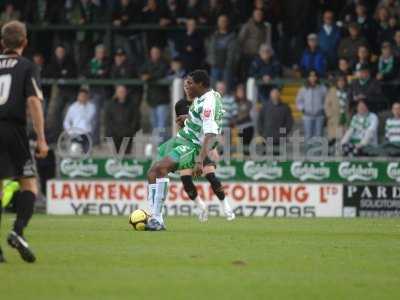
[181,175,197,200]
[147,166,159,183]
[180,169,193,176]
[202,165,216,175]
[19,177,38,196]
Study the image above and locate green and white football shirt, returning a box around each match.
[177,89,223,145]
[385,118,400,145]
[157,89,224,170]
[348,112,378,145]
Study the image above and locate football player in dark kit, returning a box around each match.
[0,21,49,263]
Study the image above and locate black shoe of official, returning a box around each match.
[7,231,36,263]
[0,247,5,263]
[145,218,166,231]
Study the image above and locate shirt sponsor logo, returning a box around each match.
[203,108,212,119]
[290,162,330,181]
[243,161,283,180]
[60,159,98,178]
[338,162,378,181]
[105,159,144,179]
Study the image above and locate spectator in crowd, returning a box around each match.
[215,81,237,130]
[202,0,233,25]
[377,0,400,18]
[318,10,341,69]
[112,0,142,26]
[330,57,353,80]
[85,44,109,79]
[63,88,97,152]
[377,42,399,81]
[141,0,165,24]
[377,42,399,101]
[249,44,282,101]
[354,3,378,50]
[207,14,238,91]
[238,9,271,80]
[341,99,379,156]
[184,0,204,22]
[112,0,142,59]
[353,45,376,75]
[25,0,66,24]
[163,0,184,25]
[376,6,394,46]
[140,46,169,142]
[349,64,385,112]
[258,88,293,149]
[0,3,21,27]
[105,85,141,154]
[65,0,105,68]
[167,57,186,79]
[300,33,327,77]
[66,0,103,24]
[296,70,327,140]
[178,18,204,72]
[46,45,77,79]
[388,15,399,34]
[232,0,253,25]
[325,76,350,144]
[32,52,46,76]
[279,0,318,67]
[141,0,168,47]
[234,84,254,148]
[394,30,400,57]
[338,23,368,63]
[110,48,135,79]
[85,44,110,143]
[382,101,400,156]
[46,45,78,141]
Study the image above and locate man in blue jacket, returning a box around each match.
[318,10,341,70]
[300,33,327,78]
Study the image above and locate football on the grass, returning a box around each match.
[129,209,150,231]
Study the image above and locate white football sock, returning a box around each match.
[222,197,232,212]
[153,178,169,224]
[147,183,156,215]
[194,196,206,211]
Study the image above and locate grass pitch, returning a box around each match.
[1,215,400,300]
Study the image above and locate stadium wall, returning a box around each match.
[46,158,400,218]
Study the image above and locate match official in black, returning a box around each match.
[0,21,49,263]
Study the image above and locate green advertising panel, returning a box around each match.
[59,158,400,184]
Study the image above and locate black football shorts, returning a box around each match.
[0,121,35,179]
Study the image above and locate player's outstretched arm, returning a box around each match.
[27,96,48,158]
